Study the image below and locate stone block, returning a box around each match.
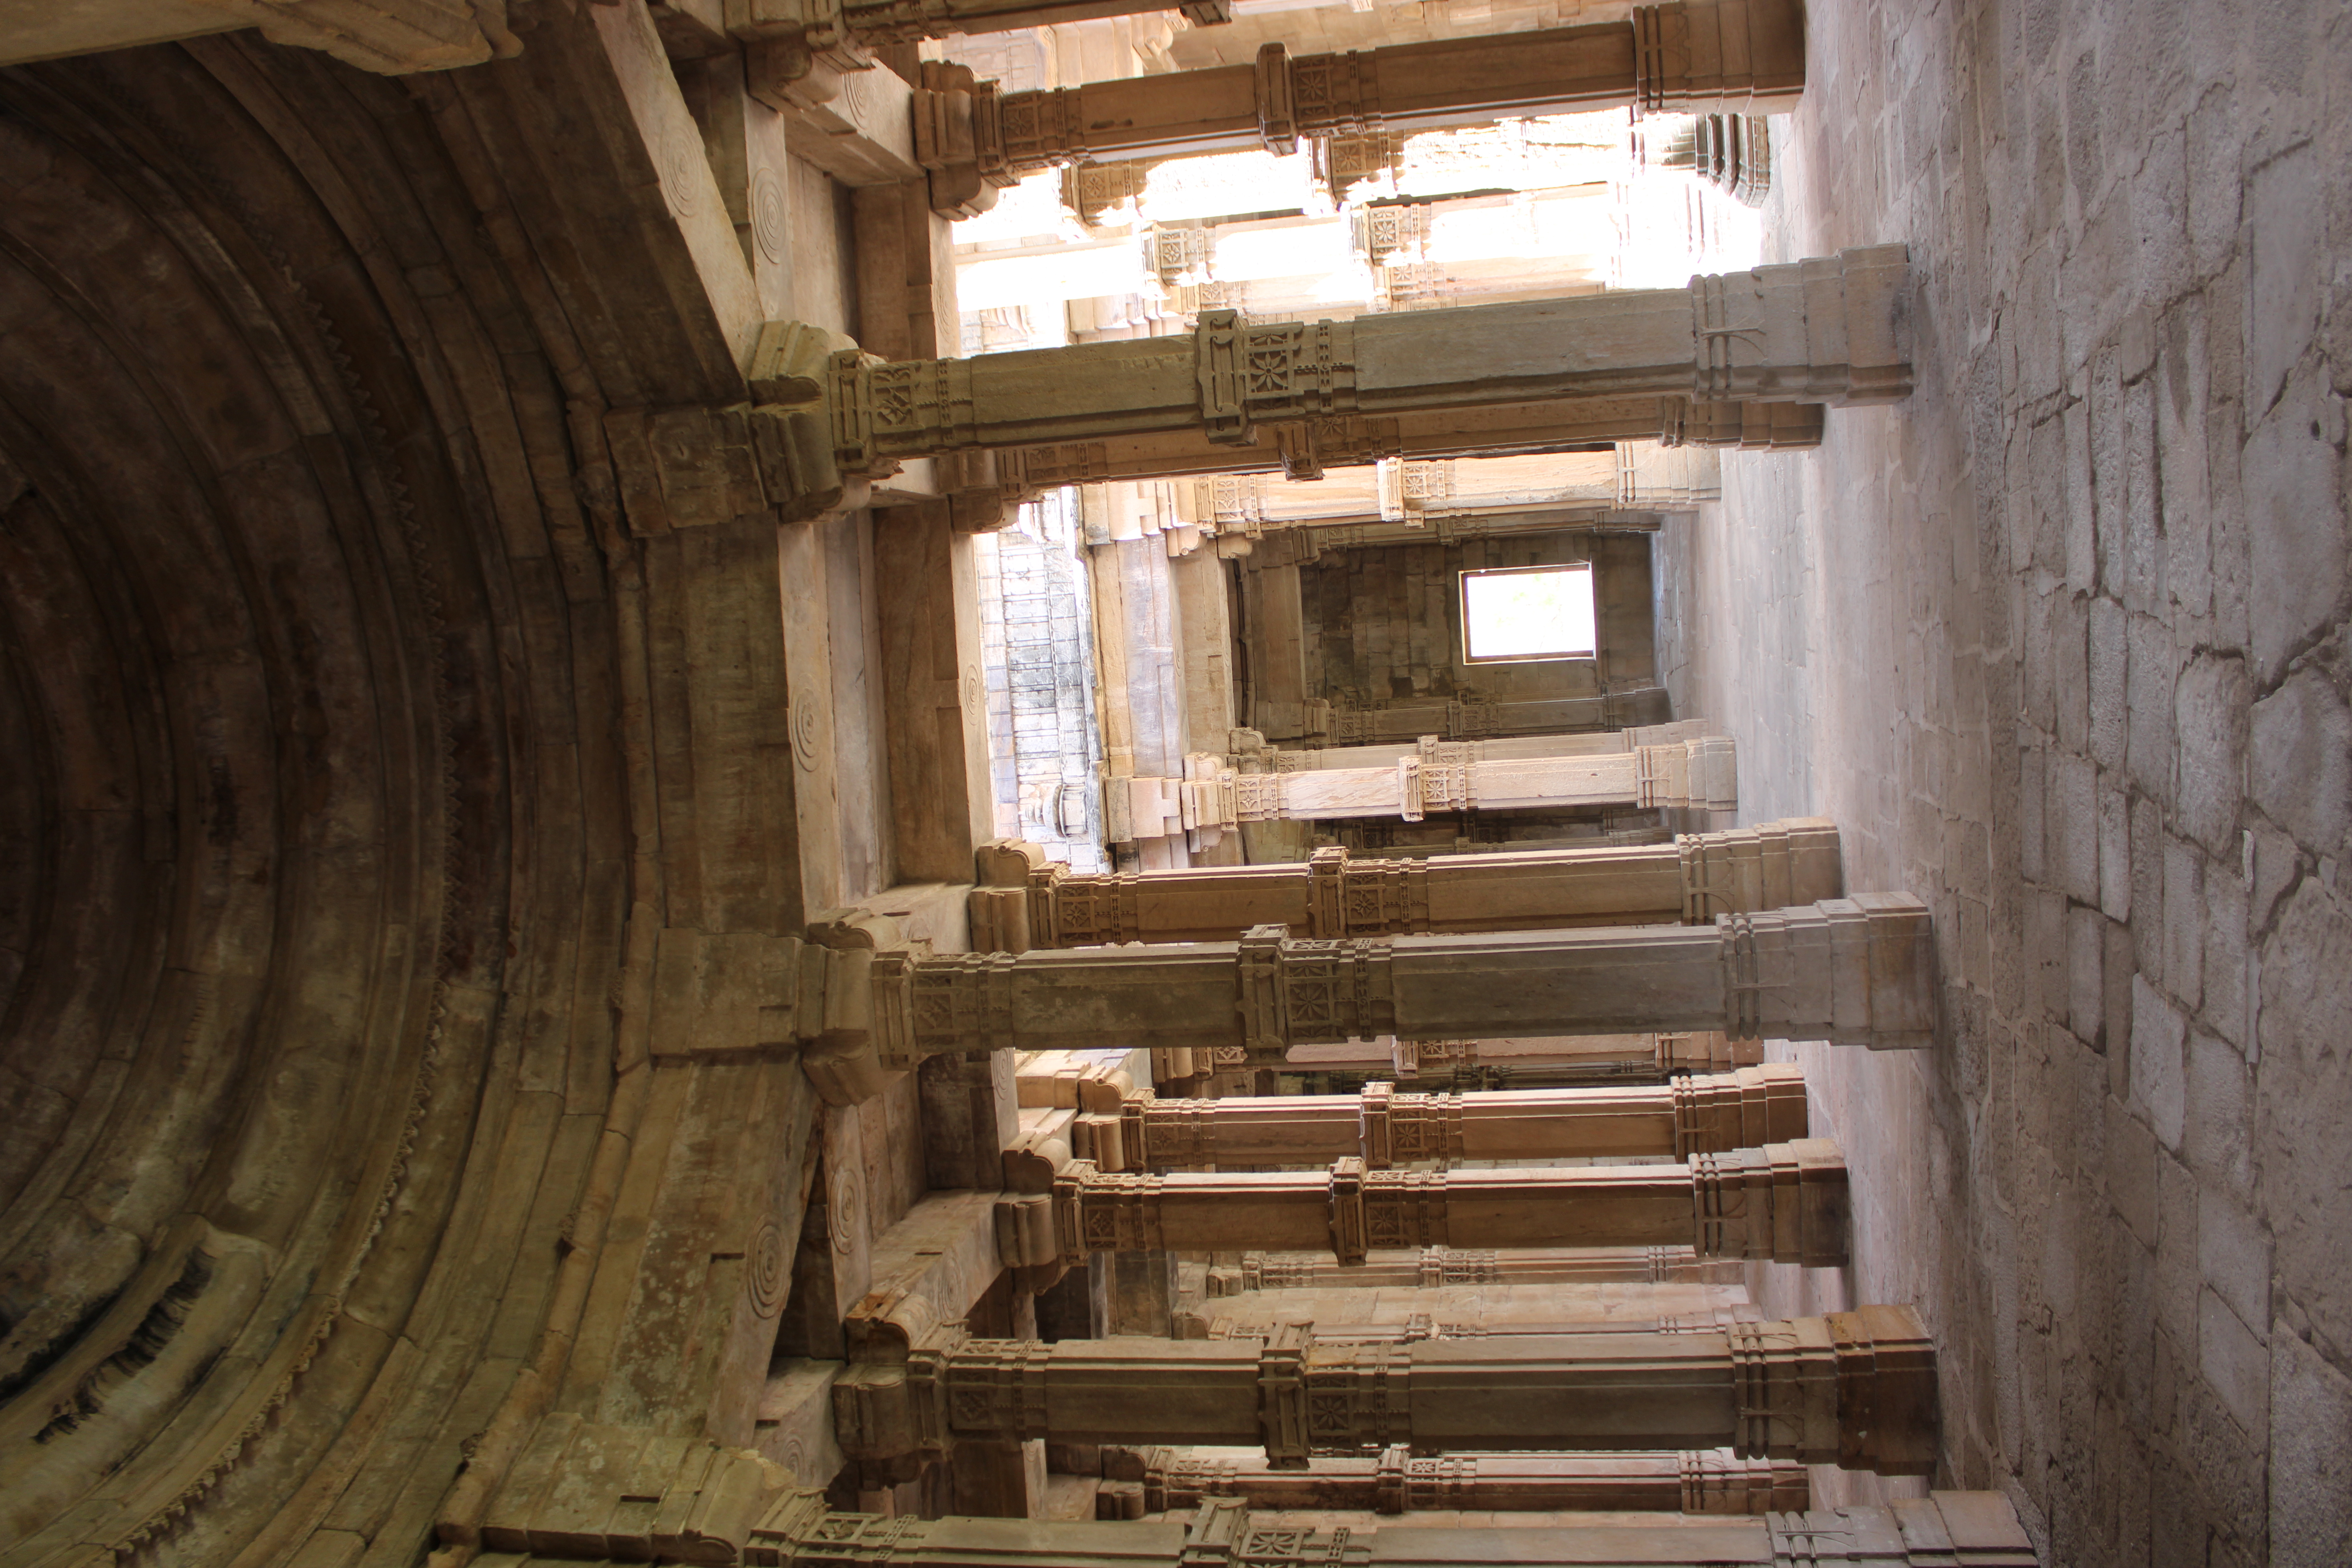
[2254,881,2352,1360]
[2172,651,2249,855]
[2125,609,2176,796]
[2106,1096,2158,1247]
[2197,1183,2272,1337]
[2245,368,2348,683]
[2067,903,2106,1047]
[2201,862,2250,1051]
[2269,1328,2352,1568]
[2155,1147,2200,1348]
[2249,664,2352,858]
[2050,748,2102,906]
[2129,975,2187,1149]
[2198,1287,2269,1433]
[2162,835,2206,1011]
[2089,595,2128,774]
[2184,1028,2254,1203]
[2099,781,2132,920]
[2249,141,2323,410]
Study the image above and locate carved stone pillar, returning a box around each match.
[980,395,1821,505]
[749,246,1911,519]
[1005,1140,1849,1269]
[1105,735,1740,844]
[1281,1030,1764,1087]
[910,0,1805,200]
[828,895,1936,1091]
[971,817,1842,949]
[1232,1245,1735,1291]
[835,1305,1936,1475]
[1128,1444,1810,1515]
[1284,694,1681,747]
[1097,1065,1808,1170]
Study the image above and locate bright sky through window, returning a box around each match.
[1460,565,1597,662]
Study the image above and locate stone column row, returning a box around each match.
[994,1140,1850,1271]
[1103,735,1739,851]
[749,246,1911,520]
[802,893,1933,1102]
[835,1306,1935,1474]
[1093,1064,1808,1171]
[971,817,1842,950]
[1118,1444,1810,1517]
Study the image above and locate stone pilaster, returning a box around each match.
[1096,1064,1808,1170]
[971,817,1842,949]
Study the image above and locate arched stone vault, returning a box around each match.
[0,17,817,1568]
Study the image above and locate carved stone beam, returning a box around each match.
[840,895,1935,1091]
[1099,1064,1808,1171]
[1126,1444,1809,1516]
[1009,1141,1848,1270]
[907,0,1803,199]
[971,817,1843,949]
[836,1304,1934,1476]
[746,247,1910,519]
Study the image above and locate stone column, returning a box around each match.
[1123,1445,1809,1516]
[1281,1031,1765,1087]
[970,817,1842,949]
[978,395,1823,506]
[835,1305,1937,1475]
[1103,735,1740,849]
[1287,697,1688,747]
[1095,1065,1808,1170]
[750,246,1911,519]
[910,0,1806,201]
[801,895,1935,1101]
[1233,1245,1735,1291]
[1000,1141,1849,1269]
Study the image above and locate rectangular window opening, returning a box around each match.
[1459,564,1597,664]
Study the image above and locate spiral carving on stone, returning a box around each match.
[748,1217,790,1316]
[660,134,702,219]
[752,165,789,264]
[791,690,824,771]
[829,1166,863,1255]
